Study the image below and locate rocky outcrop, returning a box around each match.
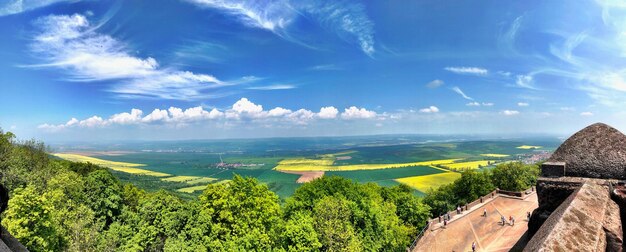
[524,182,622,251]
[528,177,585,235]
[548,123,626,179]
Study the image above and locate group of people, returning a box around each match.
[499,215,515,226]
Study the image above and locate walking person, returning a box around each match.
[512,216,515,226]
[472,241,476,252]
[483,208,487,217]
[527,211,531,221]
[509,216,512,226]
[501,215,505,226]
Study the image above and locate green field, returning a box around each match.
[53,137,559,198]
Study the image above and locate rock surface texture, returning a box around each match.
[524,182,622,252]
[548,123,626,179]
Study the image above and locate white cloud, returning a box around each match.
[187,0,375,56]
[451,86,473,100]
[109,109,143,125]
[39,98,385,132]
[28,14,235,100]
[79,116,106,127]
[0,0,74,16]
[426,79,444,88]
[515,75,536,89]
[517,102,529,107]
[268,107,292,117]
[318,106,338,119]
[341,106,377,119]
[560,107,575,111]
[247,84,296,90]
[580,111,594,116]
[142,109,170,123]
[419,106,440,113]
[482,102,494,106]
[466,102,480,106]
[444,67,488,75]
[502,110,520,116]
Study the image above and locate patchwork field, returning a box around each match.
[517,145,542,149]
[274,158,461,172]
[52,137,559,198]
[54,153,171,177]
[480,153,510,158]
[395,172,462,192]
[440,160,494,171]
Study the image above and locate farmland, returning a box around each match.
[50,135,560,198]
[395,172,462,192]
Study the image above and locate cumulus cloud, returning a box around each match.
[502,110,520,116]
[39,98,380,131]
[580,111,593,116]
[517,102,529,107]
[419,106,439,113]
[28,14,240,100]
[426,79,444,88]
[341,106,377,119]
[318,106,338,119]
[451,86,473,100]
[268,107,292,117]
[186,0,376,56]
[444,67,488,75]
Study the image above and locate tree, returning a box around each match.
[83,170,123,227]
[313,196,361,251]
[281,211,322,252]
[453,170,495,204]
[198,175,283,250]
[491,162,539,191]
[2,185,64,252]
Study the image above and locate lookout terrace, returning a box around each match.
[414,123,626,251]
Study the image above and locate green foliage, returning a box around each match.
[281,212,322,252]
[0,130,441,251]
[1,185,64,252]
[491,162,540,191]
[83,170,123,226]
[424,162,538,216]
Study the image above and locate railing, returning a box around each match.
[408,186,535,251]
[408,220,430,251]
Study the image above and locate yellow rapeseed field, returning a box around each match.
[53,153,171,177]
[161,176,201,182]
[395,172,461,192]
[441,160,493,171]
[177,185,208,193]
[274,158,461,171]
[185,177,218,185]
[516,145,542,149]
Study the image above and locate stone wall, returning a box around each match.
[524,182,623,251]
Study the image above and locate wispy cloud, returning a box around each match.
[0,0,74,16]
[308,64,342,71]
[466,102,480,106]
[27,14,247,100]
[247,84,296,90]
[444,66,488,75]
[515,74,537,89]
[426,79,444,89]
[451,86,473,100]
[185,0,376,56]
[517,102,529,107]
[580,111,593,116]
[39,98,380,131]
[502,110,520,116]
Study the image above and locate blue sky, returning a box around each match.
[1,0,626,141]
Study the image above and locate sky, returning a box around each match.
[1,0,626,141]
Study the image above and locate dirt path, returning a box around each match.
[278,170,325,183]
[414,193,538,252]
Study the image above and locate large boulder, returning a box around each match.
[548,123,626,179]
